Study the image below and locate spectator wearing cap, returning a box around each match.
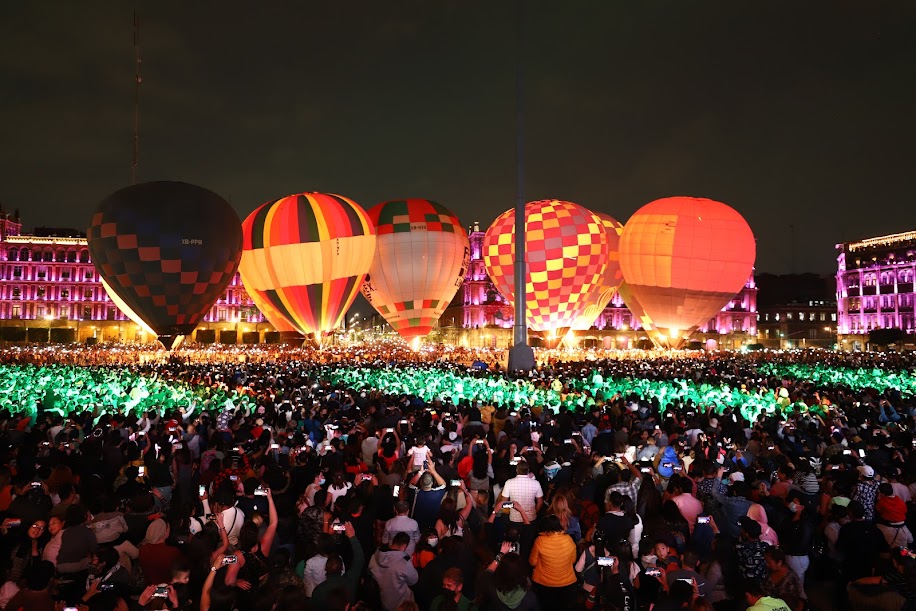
[851,464,880,522]
[875,483,913,548]
[710,468,753,540]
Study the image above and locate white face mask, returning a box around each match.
[641,554,658,566]
[788,502,799,513]
[448,432,457,441]
[428,537,439,547]
[530,432,540,443]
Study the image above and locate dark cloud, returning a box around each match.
[1,0,914,273]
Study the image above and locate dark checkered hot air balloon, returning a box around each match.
[86,181,243,350]
[239,193,376,343]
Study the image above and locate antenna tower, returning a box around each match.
[132,11,141,184]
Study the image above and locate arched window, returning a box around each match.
[6,249,16,261]
[55,250,66,262]
[43,249,53,262]
[67,250,77,263]
[79,250,90,263]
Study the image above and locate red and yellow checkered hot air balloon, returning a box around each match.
[483,200,609,334]
[572,211,624,330]
[239,193,376,343]
[618,196,756,349]
[360,199,470,339]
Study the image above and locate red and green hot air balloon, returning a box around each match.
[361,199,470,339]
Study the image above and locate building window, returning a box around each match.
[61,270,70,280]
[799,312,805,320]
[11,305,20,319]
[107,307,116,320]
[12,287,20,299]
[820,312,826,321]
[83,306,92,320]
[786,313,793,321]
[6,249,16,261]
[37,269,46,279]
[831,313,837,322]
[84,288,93,299]
[774,313,780,321]
[61,289,69,299]
[37,286,45,298]
[218,308,227,322]
[84,271,93,280]
[13,266,21,278]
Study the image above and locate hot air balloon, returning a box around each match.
[239,192,375,343]
[86,181,243,350]
[572,211,624,330]
[618,196,755,349]
[360,199,469,339]
[616,281,661,345]
[237,275,300,335]
[483,200,609,335]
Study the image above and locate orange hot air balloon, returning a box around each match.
[618,196,755,349]
[238,275,300,335]
[361,199,470,339]
[239,193,376,343]
[572,211,624,330]
[616,281,662,345]
[483,200,609,334]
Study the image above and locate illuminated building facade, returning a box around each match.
[441,224,758,349]
[836,229,916,349]
[0,210,272,343]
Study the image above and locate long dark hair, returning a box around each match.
[437,497,461,535]
[472,448,489,480]
[494,552,529,594]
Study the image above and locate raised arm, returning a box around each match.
[260,487,279,556]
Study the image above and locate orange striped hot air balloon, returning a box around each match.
[572,211,624,330]
[239,193,376,343]
[360,199,470,339]
[618,196,755,349]
[483,200,609,334]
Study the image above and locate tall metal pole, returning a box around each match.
[132,11,141,184]
[507,0,535,373]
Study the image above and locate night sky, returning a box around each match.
[2,1,915,274]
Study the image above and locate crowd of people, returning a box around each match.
[0,344,914,611]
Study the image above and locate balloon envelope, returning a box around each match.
[361,199,469,339]
[87,181,243,349]
[237,274,300,335]
[618,196,755,348]
[239,192,376,340]
[572,211,624,330]
[483,200,609,333]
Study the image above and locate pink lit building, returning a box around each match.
[836,229,916,349]
[441,224,758,349]
[0,210,271,343]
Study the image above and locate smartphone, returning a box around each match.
[392,485,401,497]
[332,523,346,532]
[858,449,866,458]
[673,466,683,472]
[31,481,43,489]
[206,514,216,521]
[64,608,80,611]
[254,486,267,496]
[386,428,395,433]
[399,420,408,425]
[597,556,617,567]
[270,443,280,450]
[564,439,573,444]
[697,516,711,525]
[198,485,206,497]
[475,440,485,445]
[508,542,520,553]
[678,578,694,585]
[423,460,429,470]
[222,555,238,564]
[153,585,169,598]
[138,467,145,476]
[646,568,662,577]
[229,475,238,481]
[450,479,461,487]
[640,467,652,473]
[6,519,21,527]
[843,450,852,456]
[509,458,521,466]
[502,502,514,509]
